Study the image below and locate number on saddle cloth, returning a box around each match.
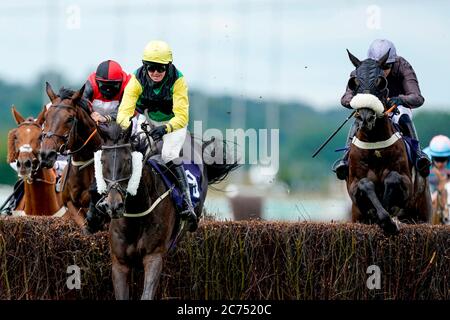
[147,159,202,209]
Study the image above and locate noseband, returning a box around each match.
[42,104,78,155]
[101,143,133,198]
[16,121,44,180]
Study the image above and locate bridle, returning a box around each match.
[101,143,133,200]
[15,121,55,184]
[42,104,97,156]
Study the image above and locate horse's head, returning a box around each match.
[95,122,143,219]
[7,106,45,180]
[40,82,90,167]
[346,49,391,131]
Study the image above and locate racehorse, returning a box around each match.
[95,122,237,300]
[40,83,104,230]
[345,50,431,235]
[6,106,64,216]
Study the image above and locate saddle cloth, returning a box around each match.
[147,159,202,210]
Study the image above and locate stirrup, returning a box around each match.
[179,207,198,232]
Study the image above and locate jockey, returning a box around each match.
[83,60,131,232]
[83,60,131,123]
[333,39,431,180]
[116,40,198,231]
[424,135,450,208]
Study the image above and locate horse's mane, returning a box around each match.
[58,87,90,113]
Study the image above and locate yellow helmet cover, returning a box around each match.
[142,40,173,64]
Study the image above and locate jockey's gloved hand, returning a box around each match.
[149,125,167,141]
[387,96,403,109]
[141,122,150,132]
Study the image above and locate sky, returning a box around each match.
[1,0,450,110]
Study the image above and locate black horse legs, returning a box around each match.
[382,171,410,220]
[353,178,400,235]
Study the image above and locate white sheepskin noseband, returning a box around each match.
[94,150,143,196]
[350,93,385,116]
[94,150,107,194]
[126,151,143,196]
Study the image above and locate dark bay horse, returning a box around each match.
[6,106,64,216]
[345,50,431,235]
[95,123,237,300]
[40,83,103,229]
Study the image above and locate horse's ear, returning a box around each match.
[377,48,391,67]
[347,49,361,68]
[97,123,110,143]
[71,84,85,105]
[7,128,18,163]
[11,105,25,125]
[46,82,58,103]
[123,123,133,142]
[36,105,46,126]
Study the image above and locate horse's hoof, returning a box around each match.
[185,218,198,232]
[380,217,400,236]
[81,226,93,235]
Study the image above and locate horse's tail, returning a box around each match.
[202,136,240,185]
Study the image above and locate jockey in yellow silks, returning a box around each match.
[117,40,197,231]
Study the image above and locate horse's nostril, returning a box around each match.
[116,202,124,211]
[24,159,32,168]
[16,160,21,168]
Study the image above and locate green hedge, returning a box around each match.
[0,217,449,300]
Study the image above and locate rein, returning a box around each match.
[95,141,171,218]
[42,104,98,156]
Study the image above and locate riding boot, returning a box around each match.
[169,161,198,232]
[397,114,430,177]
[332,121,359,180]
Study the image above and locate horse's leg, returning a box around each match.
[141,252,163,300]
[66,201,86,228]
[112,256,130,300]
[353,178,399,235]
[382,171,410,219]
[410,176,433,223]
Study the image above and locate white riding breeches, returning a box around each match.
[131,114,187,164]
[391,105,412,124]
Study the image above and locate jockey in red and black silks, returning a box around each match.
[83,60,131,123]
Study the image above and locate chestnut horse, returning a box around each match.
[95,123,237,299]
[40,83,104,230]
[345,50,431,235]
[6,106,64,216]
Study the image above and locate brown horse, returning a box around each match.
[6,106,64,216]
[96,123,237,299]
[345,50,431,235]
[40,83,103,229]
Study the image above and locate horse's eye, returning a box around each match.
[66,117,74,124]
